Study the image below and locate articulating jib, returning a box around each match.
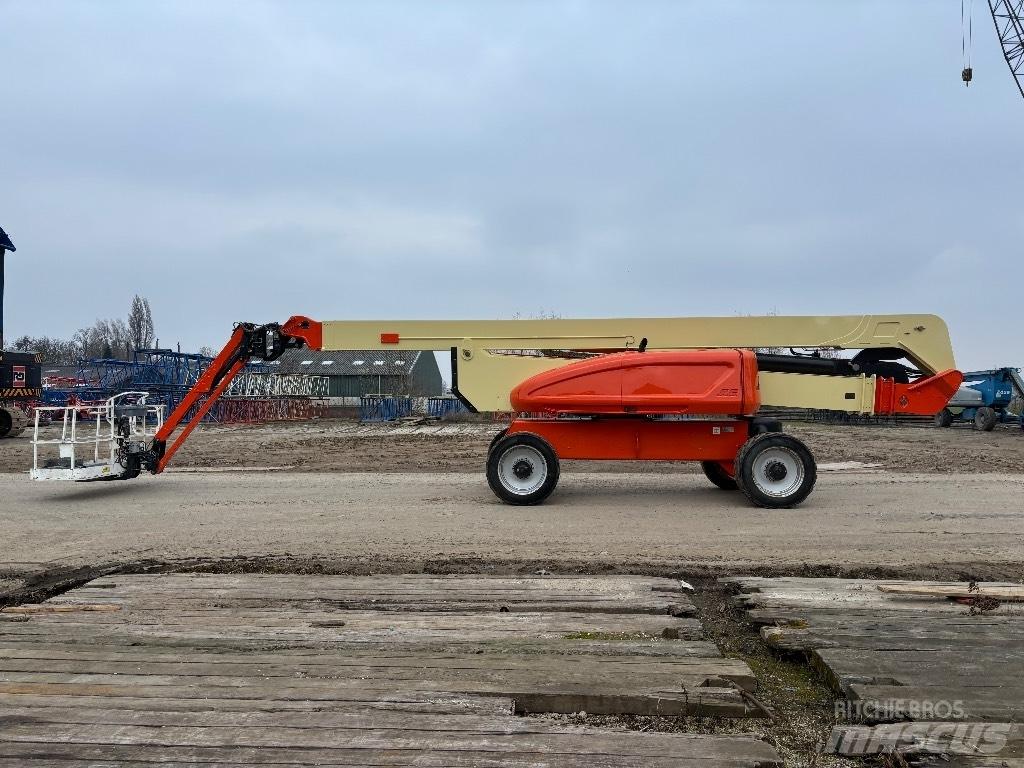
[141,322,306,475]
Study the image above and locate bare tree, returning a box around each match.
[127,295,155,350]
[7,335,79,364]
[8,296,158,363]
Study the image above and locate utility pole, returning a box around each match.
[0,226,16,351]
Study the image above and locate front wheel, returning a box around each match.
[735,433,817,509]
[486,432,560,505]
[934,408,953,428]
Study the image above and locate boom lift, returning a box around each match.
[31,313,963,508]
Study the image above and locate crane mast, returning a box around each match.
[988,0,1024,99]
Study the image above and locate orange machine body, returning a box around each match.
[509,348,761,417]
[506,417,747,467]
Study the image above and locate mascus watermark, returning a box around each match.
[828,721,1015,756]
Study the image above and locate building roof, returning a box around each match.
[273,347,423,376]
[0,226,15,252]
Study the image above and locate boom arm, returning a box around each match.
[144,313,959,475]
[287,313,958,414]
[143,322,301,474]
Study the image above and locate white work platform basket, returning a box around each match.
[30,392,164,481]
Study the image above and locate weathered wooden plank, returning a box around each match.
[0,737,782,767]
[730,576,1024,730]
[917,760,1024,767]
[2,704,543,728]
[0,692,515,715]
[0,638,727,661]
[741,600,1024,618]
[877,584,1024,602]
[759,624,1024,653]
[0,719,776,755]
[816,647,1024,680]
[1,603,121,614]
[848,684,1024,721]
[67,574,694,615]
[0,654,752,684]
[5,611,695,631]
[0,574,779,764]
[0,670,754,708]
[0,653,755,691]
[0,680,756,719]
[749,609,1024,627]
[59,597,696,617]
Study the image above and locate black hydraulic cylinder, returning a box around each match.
[755,353,855,377]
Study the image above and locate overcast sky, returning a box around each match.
[2,0,1020,372]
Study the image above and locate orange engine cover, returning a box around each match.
[509,349,760,416]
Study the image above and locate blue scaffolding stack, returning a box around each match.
[43,349,270,423]
[359,395,413,422]
[426,396,468,418]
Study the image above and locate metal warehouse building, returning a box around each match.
[273,348,443,399]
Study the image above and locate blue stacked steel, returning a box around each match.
[426,396,467,418]
[44,349,269,422]
[359,395,413,422]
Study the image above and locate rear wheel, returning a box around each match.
[934,408,953,428]
[0,407,26,438]
[735,433,817,509]
[486,432,560,505]
[974,407,997,432]
[701,461,738,490]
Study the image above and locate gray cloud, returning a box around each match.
[1,0,1020,370]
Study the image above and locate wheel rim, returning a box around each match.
[751,446,804,498]
[496,444,548,496]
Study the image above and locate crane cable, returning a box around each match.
[962,0,974,85]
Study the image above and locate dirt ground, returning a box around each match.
[4,417,1023,474]
[3,419,1021,581]
[3,418,1022,768]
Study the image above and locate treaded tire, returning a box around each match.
[974,407,997,432]
[701,460,738,491]
[486,432,560,506]
[487,427,509,457]
[934,408,953,428]
[735,432,817,509]
[0,407,27,438]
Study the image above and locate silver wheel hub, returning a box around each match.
[751,446,804,498]
[497,445,548,495]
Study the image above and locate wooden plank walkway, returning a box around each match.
[0,574,780,766]
[726,576,1024,767]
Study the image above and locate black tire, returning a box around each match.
[974,407,997,432]
[116,458,142,480]
[735,432,817,509]
[934,408,953,428]
[486,432,560,505]
[487,427,509,457]
[0,409,11,439]
[701,460,738,490]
